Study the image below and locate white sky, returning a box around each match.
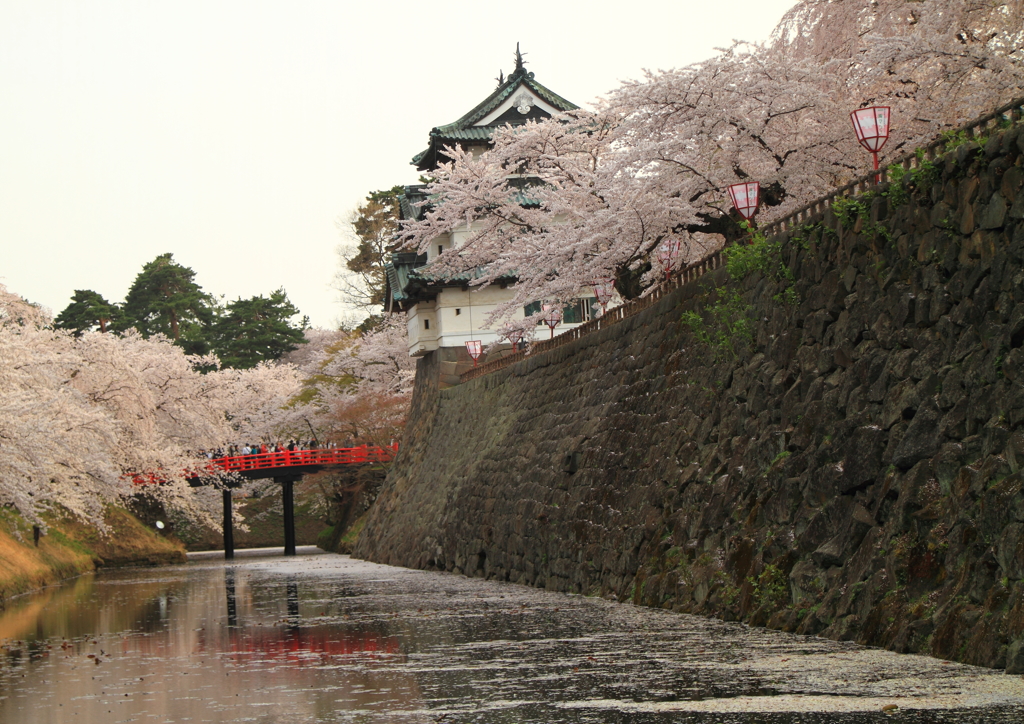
[0,0,797,328]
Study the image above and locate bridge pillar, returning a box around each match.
[279,476,297,556]
[222,489,235,560]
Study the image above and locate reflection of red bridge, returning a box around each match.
[213,628,401,665]
[206,443,399,479]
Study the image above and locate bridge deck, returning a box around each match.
[207,445,397,480]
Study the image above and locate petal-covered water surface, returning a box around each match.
[1,550,1023,723]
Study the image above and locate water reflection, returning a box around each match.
[226,568,238,627]
[0,553,1022,723]
[287,580,300,629]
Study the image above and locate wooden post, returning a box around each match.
[280,477,297,556]
[222,488,235,560]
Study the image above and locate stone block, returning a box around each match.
[996,523,1024,581]
[1002,166,1023,203]
[839,426,886,492]
[893,399,942,469]
[1007,638,1024,674]
[981,193,1008,229]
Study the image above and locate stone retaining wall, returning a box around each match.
[356,124,1024,672]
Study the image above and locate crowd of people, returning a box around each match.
[198,440,356,461]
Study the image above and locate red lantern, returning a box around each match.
[541,304,562,339]
[592,277,615,316]
[656,239,682,282]
[505,328,524,352]
[850,106,891,181]
[465,340,483,366]
[727,182,760,221]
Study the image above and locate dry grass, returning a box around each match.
[0,508,94,603]
[0,505,186,606]
[54,507,185,567]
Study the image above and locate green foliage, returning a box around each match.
[766,450,791,473]
[788,223,819,251]
[118,253,215,353]
[774,286,800,306]
[939,128,973,151]
[59,253,309,368]
[726,229,782,280]
[683,225,797,357]
[337,186,404,310]
[682,288,754,359]
[715,570,740,607]
[53,289,122,335]
[884,166,910,207]
[830,193,892,242]
[884,150,940,208]
[748,563,788,611]
[831,195,870,230]
[210,288,309,369]
[728,224,796,287]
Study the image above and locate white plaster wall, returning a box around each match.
[407,299,439,357]
[475,87,560,125]
[426,232,452,262]
[407,220,617,356]
[433,286,523,349]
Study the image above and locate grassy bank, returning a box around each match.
[0,506,186,606]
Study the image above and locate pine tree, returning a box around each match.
[53,290,122,334]
[119,253,214,352]
[210,288,308,369]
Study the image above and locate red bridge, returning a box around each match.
[188,443,400,561]
[204,443,399,479]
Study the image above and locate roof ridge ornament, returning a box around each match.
[514,42,526,72]
[495,69,505,87]
[509,42,532,81]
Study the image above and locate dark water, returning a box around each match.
[1,551,1023,723]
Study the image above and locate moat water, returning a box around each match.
[2,549,1024,723]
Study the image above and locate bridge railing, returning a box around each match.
[459,94,1024,384]
[131,443,400,484]
[208,443,400,474]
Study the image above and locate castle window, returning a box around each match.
[424,319,430,330]
[524,298,597,323]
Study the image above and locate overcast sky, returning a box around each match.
[0,0,797,329]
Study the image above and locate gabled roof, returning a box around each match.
[384,249,519,309]
[384,252,427,305]
[413,48,578,172]
[398,184,430,222]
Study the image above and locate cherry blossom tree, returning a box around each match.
[400,0,1024,327]
[0,282,302,532]
[286,318,414,448]
[1,306,124,529]
[770,0,1024,150]
[322,316,414,397]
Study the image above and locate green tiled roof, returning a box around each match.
[413,64,578,171]
[431,127,494,142]
[385,250,518,306]
[435,68,577,135]
[399,185,430,222]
